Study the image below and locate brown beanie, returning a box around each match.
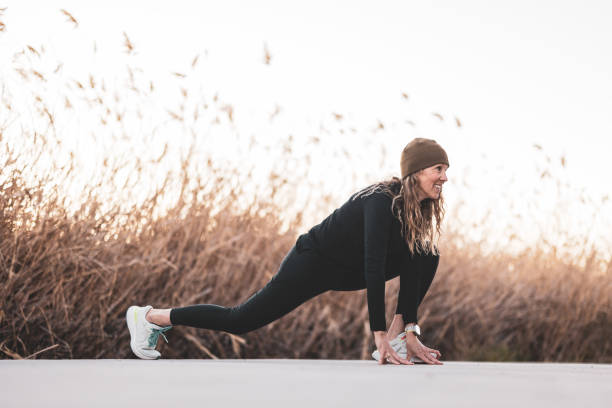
[400,138,449,179]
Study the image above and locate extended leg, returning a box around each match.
[168,246,331,334]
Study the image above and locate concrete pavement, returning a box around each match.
[1,359,610,407]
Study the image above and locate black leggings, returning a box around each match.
[169,244,437,334]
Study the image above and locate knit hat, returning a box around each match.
[400,138,449,179]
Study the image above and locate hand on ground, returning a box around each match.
[373,332,413,365]
[405,335,443,365]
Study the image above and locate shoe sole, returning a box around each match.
[126,306,160,360]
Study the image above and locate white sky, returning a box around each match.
[1,0,611,257]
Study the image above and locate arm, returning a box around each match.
[395,260,421,325]
[363,194,392,332]
[417,254,439,307]
[395,251,440,326]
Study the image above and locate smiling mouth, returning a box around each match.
[434,185,442,192]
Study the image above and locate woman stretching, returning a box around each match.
[127,138,448,365]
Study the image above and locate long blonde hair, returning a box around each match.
[351,172,445,256]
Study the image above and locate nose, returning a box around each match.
[440,170,448,182]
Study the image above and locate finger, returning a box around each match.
[384,351,396,365]
[428,354,443,365]
[427,350,443,363]
[389,355,401,365]
[386,349,402,365]
[383,351,396,365]
[420,352,437,365]
[391,350,413,365]
[399,356,414,365]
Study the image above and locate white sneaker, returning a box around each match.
[126,305,172,360]
[372,332,437,363]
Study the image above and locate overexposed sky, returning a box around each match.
[5,0,612,152]
[2,0,611,255]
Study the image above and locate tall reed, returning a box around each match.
[0,11,609,362]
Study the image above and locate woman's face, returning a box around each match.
[415,163,449,201]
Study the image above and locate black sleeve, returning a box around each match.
[395,264,421,325]
[395,252,440,324]
[417,254,439,307]
[363,193,392,332]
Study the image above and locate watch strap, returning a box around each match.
[405,324,421,336]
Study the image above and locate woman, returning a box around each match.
[127,137,448,365]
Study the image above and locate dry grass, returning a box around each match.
[1,158,609,362]
[0,11,610,362]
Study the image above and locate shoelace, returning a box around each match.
[148,326,172,348]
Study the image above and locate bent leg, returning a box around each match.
[169,246,332,334]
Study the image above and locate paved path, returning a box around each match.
[1,359,610,407]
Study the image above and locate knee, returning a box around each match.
[227,322,258,335]
[229,327,251,335]
[225,307,257,335]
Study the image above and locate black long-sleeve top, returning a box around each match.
[296,185,433,332]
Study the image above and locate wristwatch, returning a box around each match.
[405,324,421,336]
